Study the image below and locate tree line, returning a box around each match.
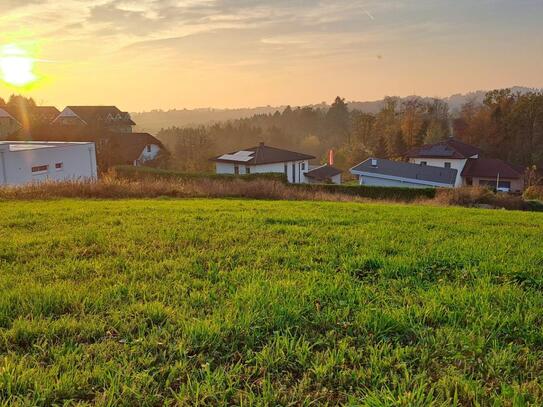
[3,90,542,178]
[157,90,543,174]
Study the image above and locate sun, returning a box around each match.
[0,44,37,87]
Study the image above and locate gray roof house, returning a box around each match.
[351,158,458,188]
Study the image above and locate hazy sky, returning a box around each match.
[1,0,542,111]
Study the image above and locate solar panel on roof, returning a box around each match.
[218,150,255,162]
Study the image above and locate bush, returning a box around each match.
[435,187,527,210]
[435,187,494,206]
[523,186,543,201]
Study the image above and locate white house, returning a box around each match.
[212,142,316,184]
[0,141,97,186]
[351,158,458,189]
[406,138,524,192]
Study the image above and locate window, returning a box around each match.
[245,167,250,174]
[420,161,427,166]
[301,162,305,171]
[498,181,511,189]
[479,180,511,191]
[284,164,288,175]
[234,165,239,175]
[55,162,63,171]
[146,145,151,153]
[31,165,48,173]
[444,162,451,168]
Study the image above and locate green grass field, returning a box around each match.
[1,199,542,406]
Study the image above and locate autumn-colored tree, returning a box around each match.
[400,99,425,147]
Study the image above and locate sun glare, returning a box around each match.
[0,44,37,87]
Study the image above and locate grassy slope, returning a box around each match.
[1,199,542,406]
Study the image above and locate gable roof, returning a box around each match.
[406,138,482,159]
[212,143,315,165]
[3,106,60,125]
[304,165,342,181]
[461,158,523,179]
[112,132,164,163]
[0,107,19,121]
[351,158,458,186]
[56,106,136,126]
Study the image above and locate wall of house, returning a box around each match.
[357,174,441,189]
[136,144,161,165]
[307,173,342,185]
[0,118,21,140]
[471,177,524,192]
[330,173,341,185]
[0,143,97,186]
[216,160,310,183]
[409,158,466,187]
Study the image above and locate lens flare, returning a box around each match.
[0,44,37,87]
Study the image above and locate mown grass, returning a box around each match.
[1,199,542,405]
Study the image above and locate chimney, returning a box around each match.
[259,142,265,147]
[328,149,334,166]
[371,158,378,167]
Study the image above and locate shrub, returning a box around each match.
[435,187,527,210]
[523,186,543,201]
[435,187,495,206]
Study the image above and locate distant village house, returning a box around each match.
[351,138,524,192]
[212,142,342,184]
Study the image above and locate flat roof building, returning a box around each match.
[0,141,97,186]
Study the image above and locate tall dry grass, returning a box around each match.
[0,176,369,202]
[1,177,538,211]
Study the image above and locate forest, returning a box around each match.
[156,89,543,175]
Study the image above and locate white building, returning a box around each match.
[0,141,97,186]
[212,142,316,184]
[351,158,457,188]
[350,139,524,192]
[406,138,524,192]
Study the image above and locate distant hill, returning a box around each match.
[132,86,541,132]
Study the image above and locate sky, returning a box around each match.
[0,0,542,111]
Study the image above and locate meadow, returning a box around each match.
[1,198,542,405]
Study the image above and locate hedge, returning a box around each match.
[293,183,437,201]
